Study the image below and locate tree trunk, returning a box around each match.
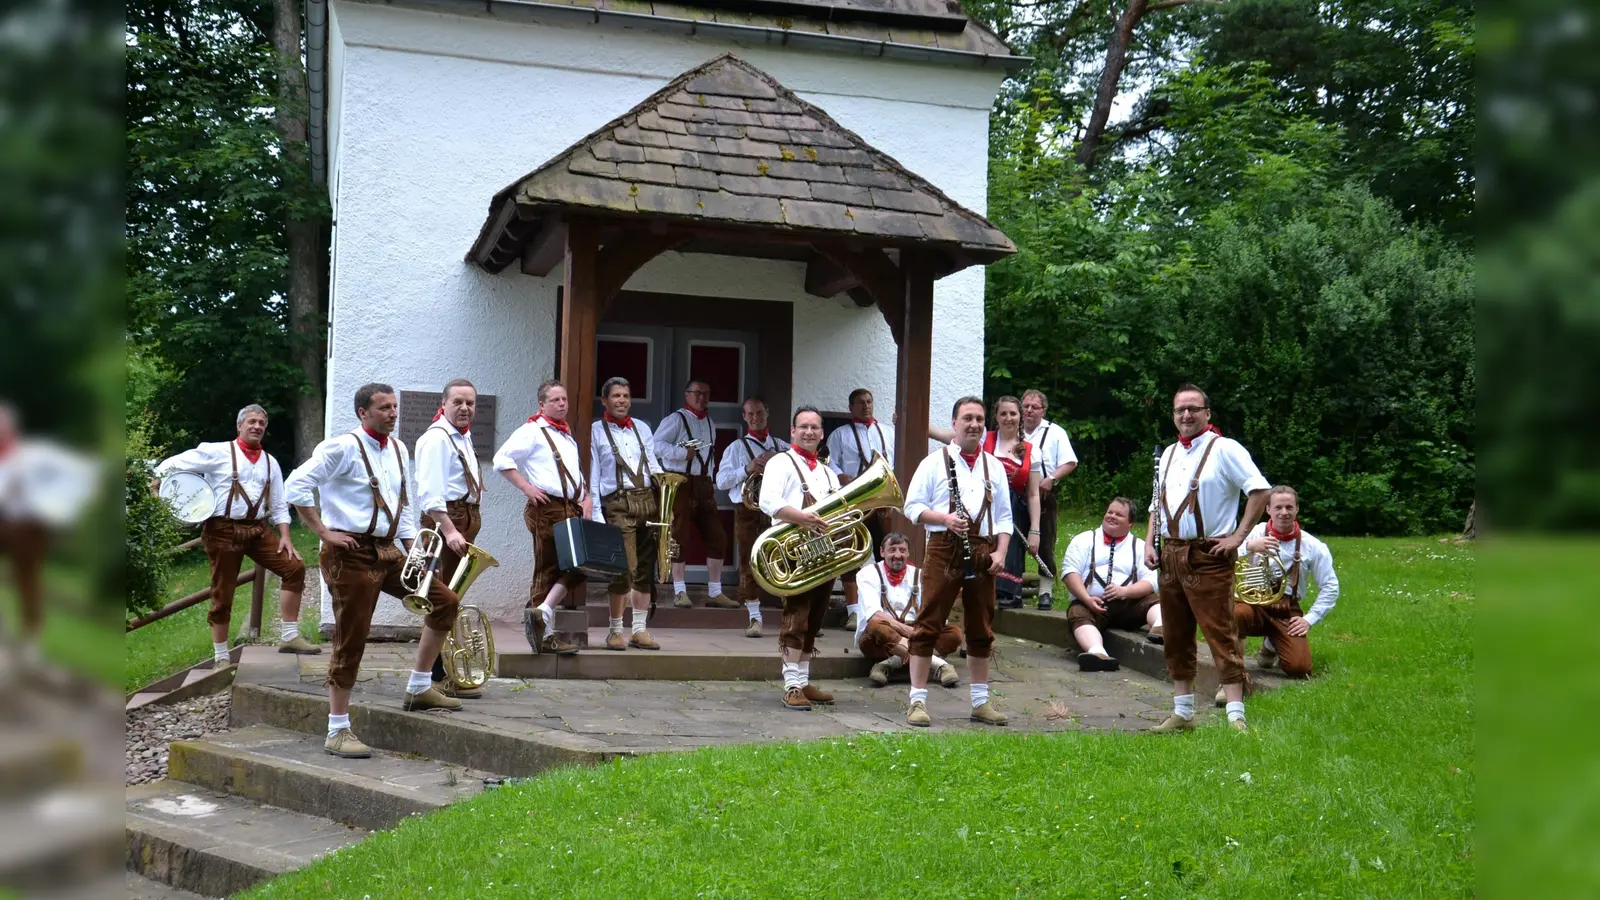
[272,0,326,462]
[1075,0,1149,171]
[1460,500,1476,540]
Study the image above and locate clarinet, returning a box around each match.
[1150,443,1164,574]
[946,451,978,582]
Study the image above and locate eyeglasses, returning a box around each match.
[686,390,710,396]
[1173,406,1209,416]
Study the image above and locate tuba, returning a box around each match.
[749,454,902,597]
[401,527,500,691]
[1234,549,1288,606]
[649,472,687,583]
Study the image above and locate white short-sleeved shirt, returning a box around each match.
[285,429,417,541]
[716,432,790,506]
[415,420,483,515]
[492,418,585,500]
[902,444,1013,538]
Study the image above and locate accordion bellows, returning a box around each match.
[553,517,628,577]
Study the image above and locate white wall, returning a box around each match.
[321,0,1001,628]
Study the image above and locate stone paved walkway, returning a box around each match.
[261,627,1179,749]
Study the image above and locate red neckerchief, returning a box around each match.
[603,412,633,430]
[958,447,981,467]
[685,405,709,420]
[531,414,571,436]
[1178,425,1221,450]
[433,410,469,437]
[432,407,445,422]
[235,439,263,465]
[853,417,876,426]
[1268,521,1301,543]
[884,564,907,587]
[747,429,769,442]
[1103,530,1125,546]
[792,445,820,471]
[0,437,14,460]
[361,426,389,450]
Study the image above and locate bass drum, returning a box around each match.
[159,471,216,525]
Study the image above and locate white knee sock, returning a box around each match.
[631,609,648,635]
[797,660,811,684]
[707,582,723,598]
[885,656,906,671]
[280,619,299,642]
[1150,608,1164,627]
[781,661,803,690]
[1083,640,1108,657]
[327,713,350,738]
[1262,638,1276,652]
[970,683,989,708]
[608,616,624,635]
[406,670,432,694]
[1226,701,1246,722]
[745,600,762,622]
[1174,693,1196,720]
[538,603,556,629]
[847,603,860,617]
[908,686,928,704]
[673,580,687,596]
[212,641,229,662]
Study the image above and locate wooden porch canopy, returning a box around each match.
[465,53,1016,488]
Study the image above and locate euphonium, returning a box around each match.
[400,527,447,615]
[749,454,902,597]
[401,527,500,691]
[649,473,687,583]
[1234,549,1288,606]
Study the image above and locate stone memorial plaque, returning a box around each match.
[398,390,497,457]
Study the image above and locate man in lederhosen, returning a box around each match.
[495,379,591,656]
[286,383,464,760]
[901,396,1013,728]
[1021,389,1078,610]
[715,395,788,639]
[758,406,843,711]
[1062,497,1162,672]
[826,388,893,631]
[589,376,663,651]
[1144,383,1270,733]
[415,378,485,697]
[652,379,730,609]
[854,531,961,689]
[157,404,315,666]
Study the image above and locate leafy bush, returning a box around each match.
[125,420,184,618]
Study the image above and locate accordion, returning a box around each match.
[553,517,628,577]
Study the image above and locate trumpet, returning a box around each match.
[400,526,500,691]
[649,473,687,583]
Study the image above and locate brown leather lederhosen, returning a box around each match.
[859,565,961,661]
[599,419,658,594]
[524,425,586,605]
[776,453,834,654]
[734,435,776,603]
[200,443,305,629]
[1155,435,1246,685]
[1233,531,1313,677]
[912,448,998,659]
[668,410,727,560]
[421,425,483,592]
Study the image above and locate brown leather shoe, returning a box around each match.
[906,700,931,727]
[440,683,482,700]
[605,631,627,651]
[705,594,741,609]
[936,662,960,688]
[1150,714,1196,733]
[524,606,547,654]
[540,635,580,656]
[673,592,692,609]
[869,659,894,686]
[403,686,462,712]
[745,618,762,638]
[629,629,661,650]
[1229,717,1250,733]
[324,728,371,758]
[801,684,833,705]
[969,702,1008,726]
[782,687,812,711]
[277,635,321,655]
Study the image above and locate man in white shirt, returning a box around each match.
[652,379,730,609]
[901,396,1013,728]
[854,532,960,689]
[286,383,465,760]
[1144,383,1271,733]
[1229,484,1339,682]
[494,379,593,657]
[1062,498,1161,672]
[758,406,843,712]
[826,388,893,630]
[157,403,313,665]
[414,378,485,696]
[716,396,788,638]
[589,377,663,652]
[1021,390,1078,611]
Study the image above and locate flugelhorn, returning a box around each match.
[400,526,500,690]
[749,454,902,597]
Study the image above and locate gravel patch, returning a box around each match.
[125,691,231,786]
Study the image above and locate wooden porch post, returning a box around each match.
[560,223,600,464]
[894,252,935,557]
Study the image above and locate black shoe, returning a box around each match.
[1037,593,1053,611]
[997,597,1023,610]
[1077,652,1120,672]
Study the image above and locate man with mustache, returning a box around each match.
[854,531,961,689]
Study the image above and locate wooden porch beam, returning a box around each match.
[520,217,568,277]
[803,254,860,298]
[812,244,905,343]
[594,231,693,315]
[893,250,935,558]
[560,223,601,464]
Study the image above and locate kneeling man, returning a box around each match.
[855,532,959,689]
[1230,484,1339,683]
[1062,497,1161,672]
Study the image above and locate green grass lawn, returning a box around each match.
[123,524,323,692]
[245,532,1474,899]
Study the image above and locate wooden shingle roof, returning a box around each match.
[468,54,1015,276]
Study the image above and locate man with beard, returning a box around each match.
[854,531,961,689]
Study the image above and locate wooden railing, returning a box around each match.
[125,549,265,636]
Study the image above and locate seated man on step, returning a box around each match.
[855,531,960,689]
[1062,497,1161,672]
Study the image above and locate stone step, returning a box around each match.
[582,603,754,629]
[126,871,212,900]
[0,732,83,801]
[126,781,366,898]
[167,724,489,832]
[229,682,623,778]
[497,644,873,681]
[0,785,123,892]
